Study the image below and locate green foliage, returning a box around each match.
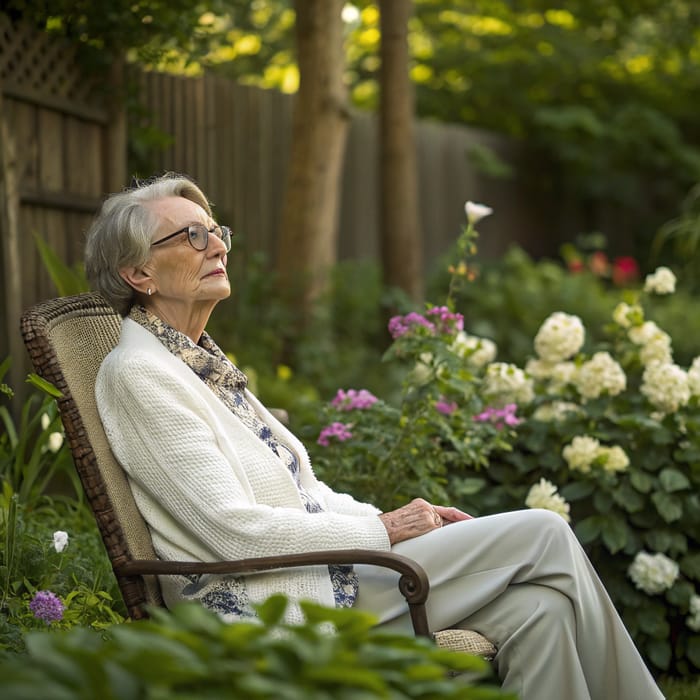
[0,365,124,651]
[0,363,79,506]
[0,599,510,699]
[433,245,700,368]
[33,233,89,297]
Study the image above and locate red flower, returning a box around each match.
[612,256,639,286]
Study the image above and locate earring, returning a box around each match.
[147,288,152,296]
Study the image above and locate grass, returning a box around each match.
[660,679,700,700]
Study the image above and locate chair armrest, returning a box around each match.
[114,548,431,635]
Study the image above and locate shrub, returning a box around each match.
[0,597,512,700]
[307,205,699,679]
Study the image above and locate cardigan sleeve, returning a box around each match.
[96,349,391,562]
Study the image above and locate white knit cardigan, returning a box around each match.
[96,318,390,620]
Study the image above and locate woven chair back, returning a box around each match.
[21,292,163,618]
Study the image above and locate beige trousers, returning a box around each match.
[354,509,664,700]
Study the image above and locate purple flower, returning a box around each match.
[29,590,64,624]
[331,389,378,411]
[317,422,353,446]
[388,307,464,339]
[435,398,458,415]
[474,403,521,430]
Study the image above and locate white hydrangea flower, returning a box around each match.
[628,551,679,595]
[525,359,577,394]
[532,401,582,422]
[483,362,534,407]
[53,531,69,553]
[641,362,690,413]
[598,445,630,473]
[534,312,585,363]
[573,352,627,400]
[411,352,434,385]
[688,594,700,632]
[525,478,571,522]
[687,357,700,397]
[628,321,662,346]
[612,302,642,328]
[639,331,673,367]
[562,435,601,473]
[449,331,497,368]
[465,201,493,224]
[644,266,676,295]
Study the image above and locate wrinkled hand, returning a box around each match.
[379,498,473,545]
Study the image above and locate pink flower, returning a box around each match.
[474,403,521,430]
[331,389,378,411]
[29,590,64,624]
[317,422,353,446]
[435,398,458,415]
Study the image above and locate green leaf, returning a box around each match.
[658,468,691,493]
[560,481,595,501]
[629,471,653,493]
[688,636,700,669]
[601,516,629,554]
[612,481,645,513]
[652,492,683,523]
[254,594,288,626]
[574,516,603,544]
[680,552,700,580]
[25,373,63,398]
[646,638,671,671]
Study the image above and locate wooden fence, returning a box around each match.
[138,70,550,271]
[0,16,126,394]
[1,17,554,400]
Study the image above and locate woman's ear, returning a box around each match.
[120,266,153,295]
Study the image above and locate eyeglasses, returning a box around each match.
[151,223,233,253]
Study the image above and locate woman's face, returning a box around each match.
[140,195,231,318]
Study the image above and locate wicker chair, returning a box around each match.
[20,292,496,658]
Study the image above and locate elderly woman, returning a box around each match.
[85,173,662,700]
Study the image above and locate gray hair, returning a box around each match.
[84,173,212,316]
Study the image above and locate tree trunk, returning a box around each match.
[379,0,424,302]
[275,0,350,318]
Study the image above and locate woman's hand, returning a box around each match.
[379,498,473,545]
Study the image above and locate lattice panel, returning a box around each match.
[0,15,101,107]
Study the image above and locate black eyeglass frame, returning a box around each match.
[151,223,233,252]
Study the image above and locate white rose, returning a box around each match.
[573,352,626,400]
[639,331,673,367]
[411,352,434,385]
[628,321,661,346]
[465,201,493,224]
[449,332,497,368]
[562,435,601,473]
[534,312,585,363]
[687,357,700,397]
[628,551,679,595]
[598,445,630,473]
[612,302,642,328]
[53,530,69,553]
[525,479,571,522]
[688,594,700,632]
[533,401,582,422]
[644,266,676,295]
[483,362,534,407]
[641,362,690,413]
